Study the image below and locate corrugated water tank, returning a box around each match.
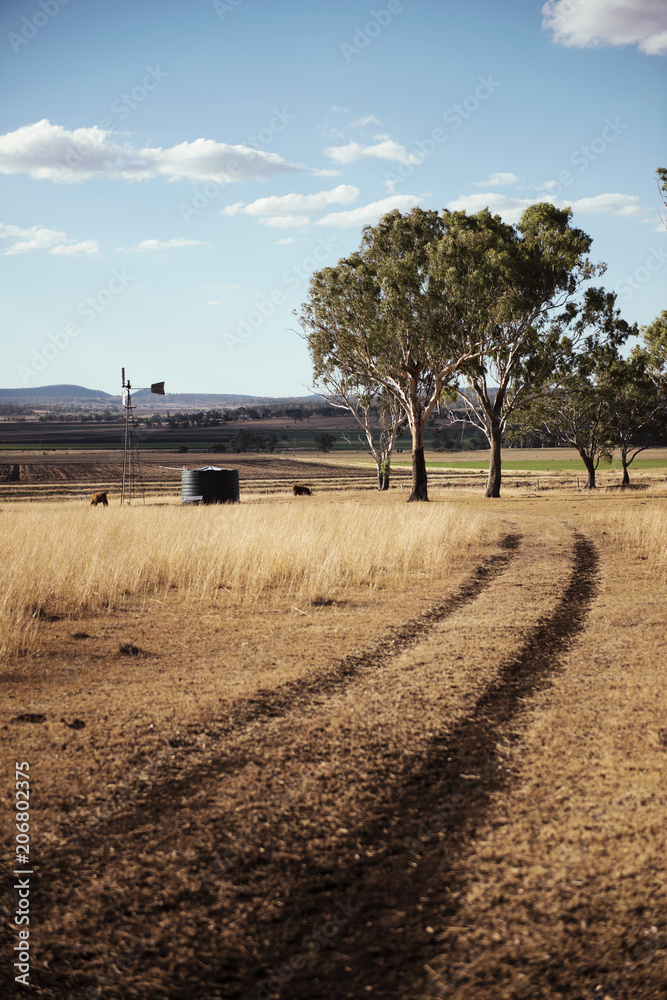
[181,466,239,504]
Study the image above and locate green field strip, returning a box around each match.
[393,458,667,471]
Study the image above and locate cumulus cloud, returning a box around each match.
[221,185,359,218]
[117,238,210,251]
[445,190,648,223]
[568,193,644,215]
[316,195,425,228]
[0,120,304,184]
[542,0,667,55]
[471,172,519,187]
[0,222,99,255]
[221,185,359,229]
[313,168,343,177]
[323,138,422,166]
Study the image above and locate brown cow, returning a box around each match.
[90,492,109,506]
[292,484,312,496]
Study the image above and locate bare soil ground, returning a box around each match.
[1,464,666,999]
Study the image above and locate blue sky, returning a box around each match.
[1,0,665,396]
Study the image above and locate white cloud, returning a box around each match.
[49,240,100,256]
[221,185,359,219]
[323,138,422,166]
[222,282,242,289]
[331,105,349,113]
[568,192,644,215]
[207,300,220,305]
[316,195,425,228]
[221,185,360,229]
[0,120,304,184]
[350,115,382,127]
[118,237,210,251]
[313,168,343,177]
[471,172,519,188]
[276,237,295,244]
[542,0,667,55]
[0,222,99,255]
[445,190,649,223]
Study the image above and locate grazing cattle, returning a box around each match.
[292,484,312,496]
[90,492,109,506]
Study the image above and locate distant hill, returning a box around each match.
[0,385,321,408]
[132,390,320,407]
[0,384,114,404]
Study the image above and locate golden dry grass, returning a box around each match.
[0,495,498,662]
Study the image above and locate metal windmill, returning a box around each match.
[121,368,165,505]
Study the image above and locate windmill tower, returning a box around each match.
[121,368,165,506]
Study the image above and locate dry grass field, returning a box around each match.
[1,463,666,1000]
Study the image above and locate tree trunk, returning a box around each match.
[484,423,502,498]
[408,422,428,501]
[376,468,390,490]
[580,453,596,489]
[621,453,630,486]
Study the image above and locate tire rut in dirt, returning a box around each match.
[211,532,522,733]
[233,531,600,1000]
[47,532,523,853]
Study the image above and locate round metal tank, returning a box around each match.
[181,466,239,504]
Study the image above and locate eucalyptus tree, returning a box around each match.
[522,308,632,489]
[314,374,407,489]
[431,203,603,497]
[300,208,482,501]
[598,350,665,485]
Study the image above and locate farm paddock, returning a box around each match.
[0,461,666,999]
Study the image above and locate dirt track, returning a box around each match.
[2,513,627,999]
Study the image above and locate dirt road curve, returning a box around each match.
[5,520,600,1000]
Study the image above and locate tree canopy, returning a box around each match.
[432,203,601,495]
[300,208,482,500]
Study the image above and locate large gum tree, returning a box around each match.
[431,203,602,498]
[299,208,483,501]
